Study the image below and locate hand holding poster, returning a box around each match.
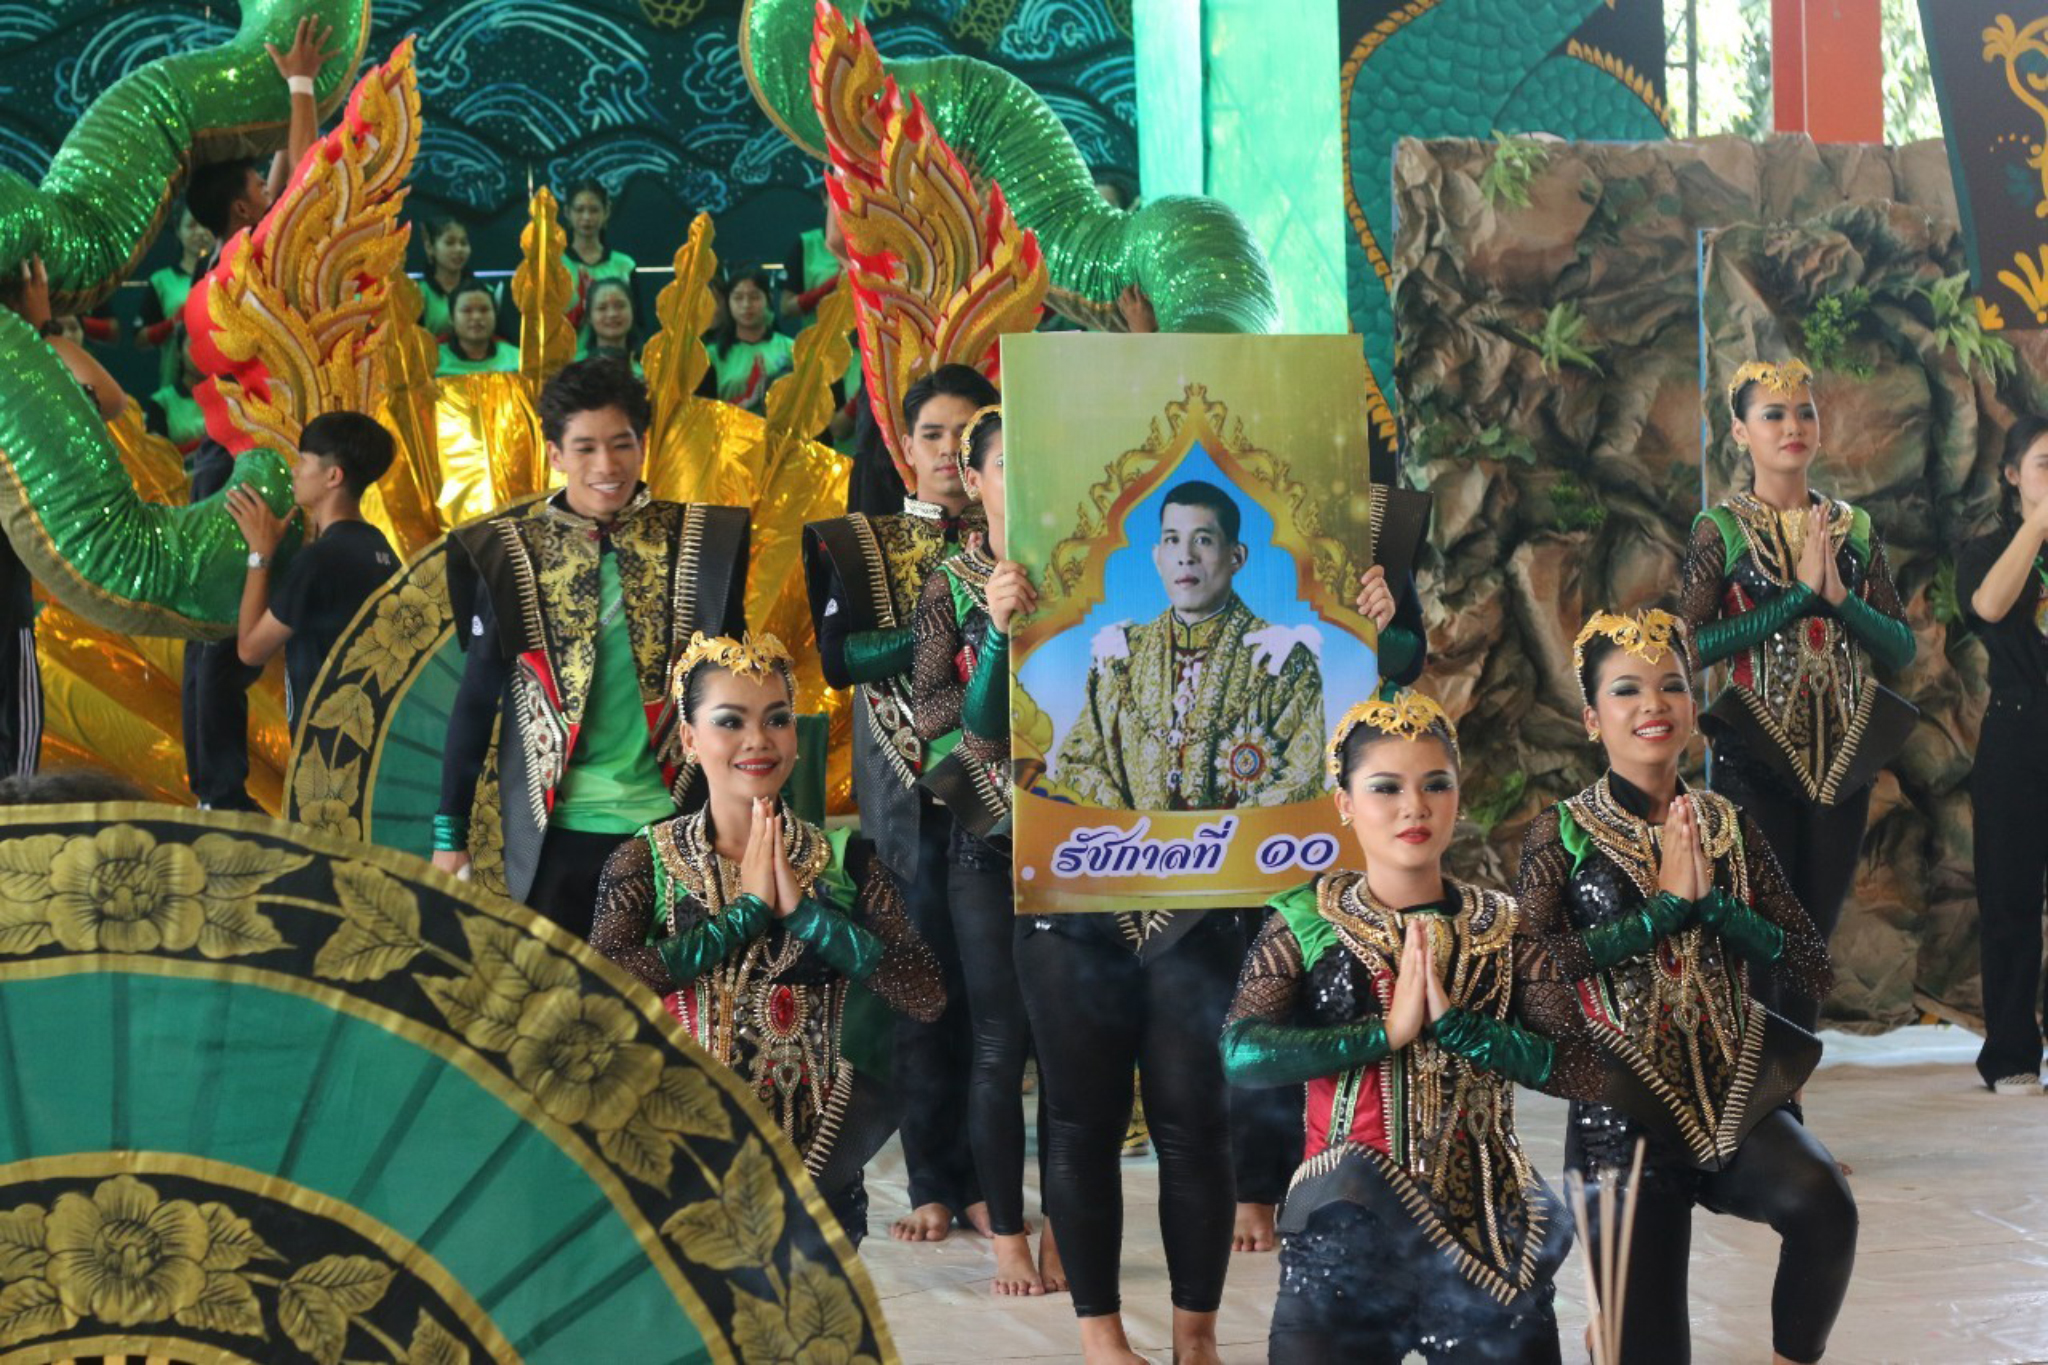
[1001,334,1393,913]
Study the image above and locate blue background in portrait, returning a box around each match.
[1018,439,1378,767]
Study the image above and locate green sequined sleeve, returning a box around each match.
[1833,536,1914,671]
[1692,888,1784,965]
[1577,890,1691,970]
[843,627,915,684]
[1429,1007,1555,1088]
[1694,583,1818,665]
[657,893,773,983]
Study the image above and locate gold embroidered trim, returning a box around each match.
[846,514,899,630]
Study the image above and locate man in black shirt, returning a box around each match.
[225,413,398,728]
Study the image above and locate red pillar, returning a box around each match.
[1771,0,1883,143]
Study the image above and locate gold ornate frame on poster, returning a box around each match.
[1011,382,1376,785]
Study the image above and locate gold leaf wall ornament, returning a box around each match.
[809,3,1048,484]
[645,212,722,455]
[514,185,578,385]
[1996,245,2048,324]
[1983,16,2048,220]
[188,39,424,460]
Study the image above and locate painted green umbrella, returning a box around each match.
[0,801,893,1362]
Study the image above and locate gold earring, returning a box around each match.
[1587,727,1601,742]
[1338,810,1352,826]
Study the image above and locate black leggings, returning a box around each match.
[1268,1201,1561,1364]
[1970,694,2048,1083]
[1015,916,1237,1319]
[527,826,634,941]
[1568,1108,1857,1363]
[892,804,980,1213]
[949,853,1045,1237]
[1229,910,1303,1207]
[1711,759,1871,1034]
[813,1070,899,1249]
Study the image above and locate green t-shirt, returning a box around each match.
[574,337,643,375]
[436,340,521,376]
[552,555,677,834]
[564,248,637,302]
[709,332,797,413]
[149,267,194,389]
[149,386,206,449]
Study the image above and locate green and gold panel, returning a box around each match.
[0,805,892,1363]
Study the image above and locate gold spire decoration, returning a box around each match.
[513,184,577,385]
[187,37,421,461]
[644,212,720,455]
[811,3,1048,484]
[1325,688,1461,783]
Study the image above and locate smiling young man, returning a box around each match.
[1055,479,1326,810]
[433,359,748,934]
[801,362,997,1243]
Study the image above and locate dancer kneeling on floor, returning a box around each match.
[1513,608,1856,1364]
[1223,689,1581,1364]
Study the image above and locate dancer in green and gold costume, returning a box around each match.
[1225,690,1581,1363]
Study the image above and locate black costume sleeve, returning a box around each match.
[438,587,510,822]
[1834,535,1914,672]
[836,859,945,1023]
[589,835,678,994]
[910,568,967,738]
[1734,809,1835,1003]
[815,557,856,690]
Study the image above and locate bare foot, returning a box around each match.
[1171,1307,1221,1365]
[890,1202,951,1242]
[1078,1314,1146,1365]
[990,1232,1043,1296]
[1038,1218,1067,1293]
[963,1200,995,1238]
[1232,1201,1276,1253]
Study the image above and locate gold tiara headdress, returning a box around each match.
[1726,359,1813,409]
[956,403,1002,488]
[1572,609,1686,702]
[1325,688,1460,783]
[669,632,796,700]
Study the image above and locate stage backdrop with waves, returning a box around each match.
[0,0,1135,384]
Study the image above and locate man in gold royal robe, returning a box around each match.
[1055,480,1325,811]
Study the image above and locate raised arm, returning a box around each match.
[1833,534,1914,672]
[1219,912,1392,1089]
[1682,513,1818,668]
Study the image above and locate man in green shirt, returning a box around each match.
[434,359,748,935]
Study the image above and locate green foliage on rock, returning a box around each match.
[1479,133,1550,210]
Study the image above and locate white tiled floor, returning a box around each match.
[856,1027,2048,1364]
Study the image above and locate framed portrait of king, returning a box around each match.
[1002,334,1394,914]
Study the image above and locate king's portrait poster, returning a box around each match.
[1003,333,1391,914]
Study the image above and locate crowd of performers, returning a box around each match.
[345,344,2029,1365]
[13,19,2048,1365]
[16,166,2048,1353]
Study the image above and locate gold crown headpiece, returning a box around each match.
[1726,359,1814,410]
[1325,688,1460,783]
[1572,609,1687,703]
[669,632,797,702]
[956,403,1002,490]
